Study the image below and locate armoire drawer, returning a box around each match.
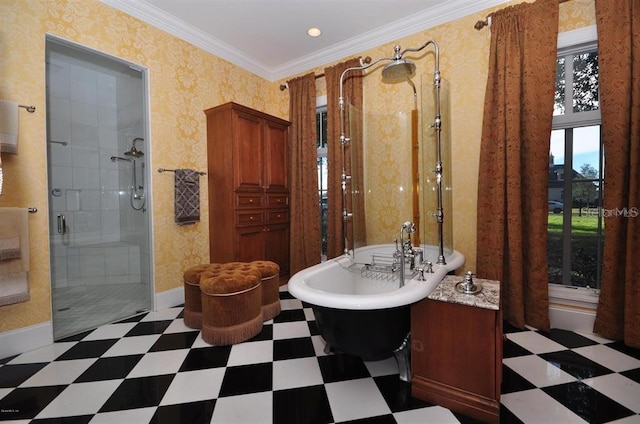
[266,194,288,208]
[267,209,289,223]
[236,193,264,208]
[235,210,265,226]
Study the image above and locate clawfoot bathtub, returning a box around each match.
[288,244,464,381]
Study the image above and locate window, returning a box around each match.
[316,98,328,261]
[547,35,603,297]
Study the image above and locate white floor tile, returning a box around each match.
[272,357,323,391]
[279,298,302,311]
[394,405,461,423]
[101,334,160,357]
[7,342,76,364]
[574,345,640,372]
[503,355,576,387]
[582,373,640,413]
[501,388,587,424]
[311,335,330,357]
[507,331,567,354]
[89,407,157,424]
[140,307,182,322]
[81,323,137,341]
[126,349,190,378]
[272,321,310,340]
[160,368,226,406]
[163,318,194,334]
[20,358,97,387]
[0,387,12,401]
[325,378,391,422]
[211,392,272,424]
[35,380,122,419]
[365,357,399,377]
[227,340,273,366]
[190,334,211,349]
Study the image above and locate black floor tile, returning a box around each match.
[116,313,147,324]
[274,337,316,361]
[274,309,307,323]
[273,384,333,424]
[502,321,528,334]
[539,350,614,380]
[124,320,172,337]
[248,323,273,342]
[279,291,296,300]
[542,381,635,423]
[501,364,536,394]
[149,331,199,352]
[150,399,216,424]
[605,341,640,360]
[218,362,272,397]
[502,338,533,358]
[373,374,431,413]
[308,319,321,336]
[621,367,640,384]
[58,330,92,342]
[99,374,174,412]
[0,385,67,420]
[74,354,143,382]
[55,339,119,360]
[538,328,599,349]
[179,345,231,372]
[338,414,396,424]
[317,353,370,383]
[0,362,48,388]
[498,403,525,424]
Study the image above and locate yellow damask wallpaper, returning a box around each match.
[0,0,596,336]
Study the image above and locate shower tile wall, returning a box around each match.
[47,51,144,289]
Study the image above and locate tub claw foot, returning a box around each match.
[393,332,412,382]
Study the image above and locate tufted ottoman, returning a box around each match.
[200,267,263,345]
[183,263,224,329]
[250,260,281,321]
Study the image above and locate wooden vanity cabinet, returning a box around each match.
[205,102,290,277]
[411,277,502,423]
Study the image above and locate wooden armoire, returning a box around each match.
[205,102,291,277]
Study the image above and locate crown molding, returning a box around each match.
[102,0,510,82]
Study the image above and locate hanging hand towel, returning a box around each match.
[174,169,200,225]
[0,207,30,306]
[0,100,19,154]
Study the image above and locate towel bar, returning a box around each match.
[157,167,206,176]
[19,104,36,113]
[28,207,37,213]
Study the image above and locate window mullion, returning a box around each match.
[562,128,573,286]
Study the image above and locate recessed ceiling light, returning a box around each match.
[307,27,322,37]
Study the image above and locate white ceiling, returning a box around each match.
[101,0,508,81]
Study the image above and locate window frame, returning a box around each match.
[548,25,601,310]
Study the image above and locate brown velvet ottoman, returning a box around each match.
[183,263,224,329]
[200,268,263,345]
[250,260,281,321]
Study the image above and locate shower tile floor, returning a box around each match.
[1,286,639,423]
[52,284,151,340]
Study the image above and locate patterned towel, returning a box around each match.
[174,169,200,225]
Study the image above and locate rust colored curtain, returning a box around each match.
[324,59,363,259]
[593,0,640,348]
[288,73,321,275]
[476,0,559,331]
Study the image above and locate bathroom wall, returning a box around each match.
[0,0,280,334]
[0,0,597,337]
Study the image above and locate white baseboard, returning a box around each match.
[155,286,184,311]
[0,322,54,361]
[549,304,596,334]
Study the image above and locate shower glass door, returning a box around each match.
[46,37,152,340]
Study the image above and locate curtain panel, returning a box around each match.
[324,59,363,259]
[476,0,559,331]
[593,0,640,348]
[288,73,321,275]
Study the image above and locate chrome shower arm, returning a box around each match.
[398,39,440,72]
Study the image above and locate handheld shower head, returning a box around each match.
[381,59,416,80]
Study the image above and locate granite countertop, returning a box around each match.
[427,275,500,310]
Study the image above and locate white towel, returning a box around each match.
[0,208,29,305]
[0,100,18,154]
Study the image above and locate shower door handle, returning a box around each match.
[57,214,67,235]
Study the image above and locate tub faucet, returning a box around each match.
[397,221,416,287]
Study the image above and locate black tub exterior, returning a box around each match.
[312,304,410,361]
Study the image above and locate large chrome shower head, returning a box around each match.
[124,137,144,158]
[381,59,416,80]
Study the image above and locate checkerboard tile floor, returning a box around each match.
[1,287,639,423]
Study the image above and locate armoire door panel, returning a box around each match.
[233,111,264,191]
[264,121,289,191]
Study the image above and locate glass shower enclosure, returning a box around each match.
[46,37,152,340]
